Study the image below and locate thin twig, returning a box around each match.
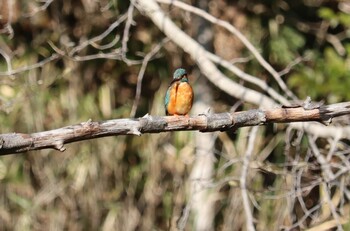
[308,135,335,181]
[326,34,346,56]
[240,126,258,231]
[24,0,54,17]
[206,51,289,105]
[283,204,321,231]
[326,133,341,161]
[68,14,128,56]
[121,4,135,57]
[0,48,13,73]
[90,35,120,50]
[130,38,168,117]
[320,182,343,231]
[177,201,192,231]
[278,56,308,76]
[296,165,318,221]
[0,54,61,77]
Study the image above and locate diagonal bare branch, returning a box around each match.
[135,0,278,108]
[155,0,296,100]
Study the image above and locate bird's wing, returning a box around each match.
[164,85,171,114]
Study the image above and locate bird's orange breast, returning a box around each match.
[167,82,193,115]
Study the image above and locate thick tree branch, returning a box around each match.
[1,102,350,155]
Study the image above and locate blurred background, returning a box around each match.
[0,0,349,230]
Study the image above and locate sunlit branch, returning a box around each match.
[155,0,297,100]
[205,51,289,105]
[1,101,350,155]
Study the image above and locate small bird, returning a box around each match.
[164,68,194,116]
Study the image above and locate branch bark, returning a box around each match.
[1,102,350,155]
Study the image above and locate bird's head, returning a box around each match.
[173,68,188,82]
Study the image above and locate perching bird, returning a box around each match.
[164,68,194,116]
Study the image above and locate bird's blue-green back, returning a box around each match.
[164,87,171,114]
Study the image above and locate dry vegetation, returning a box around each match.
[0,0,350,230]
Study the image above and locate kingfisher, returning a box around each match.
[164,68,194,116]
